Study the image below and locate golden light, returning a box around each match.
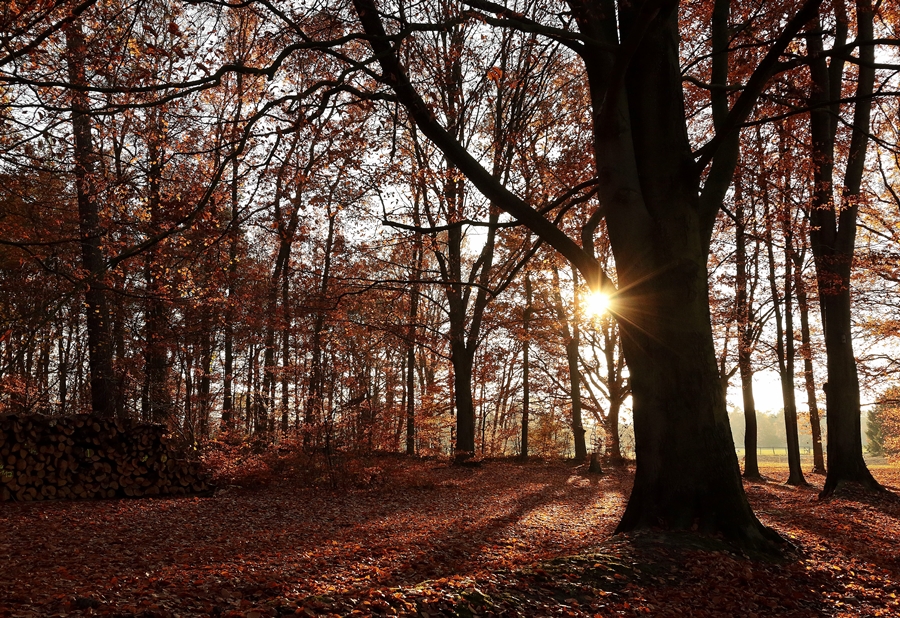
[584,290,611,318]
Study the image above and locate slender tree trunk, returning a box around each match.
[264,162,302,438]
[405,255,421,455]
[738,348,760,478]
[793,252,826,473]
[520,273,531,460]
[551,266,588,461]
[198,322,212,440]
[306,207,337,445]
[222,73,244,431]
[184,350,194,443]
[734,185,762,479]
[222,313,234,429]
[605,395,622,464]
[64,21,118,420]
[143,123,170,424]
[58,321,72,415]
[405,200,423,455]
[601,316,626,465]
[565,336,587,460]
[281,266,291,435]
[767,202,806,486]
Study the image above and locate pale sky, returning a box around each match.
[726,369,811,415]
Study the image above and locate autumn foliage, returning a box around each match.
[3,0,900,612]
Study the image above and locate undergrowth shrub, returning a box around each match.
[201,431,403,490]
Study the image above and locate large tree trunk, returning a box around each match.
[64,21,119,420]
[450,339,476,457]
[591,4,777,546]
[807,1,880,496]
[613,255,773,544]
[818,284,878,490]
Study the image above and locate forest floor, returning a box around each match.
[2,452,900,617]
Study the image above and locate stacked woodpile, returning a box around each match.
[0,414,212,501]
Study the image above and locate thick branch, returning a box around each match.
[353,0,603,288]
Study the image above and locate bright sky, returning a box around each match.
[726,369,810,415]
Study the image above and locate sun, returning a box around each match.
[584,290,611,318]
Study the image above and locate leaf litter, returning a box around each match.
[1,458,899,617]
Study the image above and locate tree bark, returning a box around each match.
[765,195,806,486]
[792,248,826,474]
[262,170,301,439]
[734,183,762,479]
[198,320,213,440]
[551,265,588,461]
[583,1,777,545]
[142,119,170,424]
[520,273,532,460]
[405,243,422,456]
[807,1,880,495]
[64,21,118,420]
[306,205,337,445]
[221,72,244,431]
[450,338,476,457]
[281,265,291,434]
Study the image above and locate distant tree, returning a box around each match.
[866,407,886,456]
[868,387,900,459]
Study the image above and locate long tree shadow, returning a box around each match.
[369,463,634,586]
[747,480,900,581]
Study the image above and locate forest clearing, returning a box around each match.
[3,457,900,617]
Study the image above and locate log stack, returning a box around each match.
[0,414,212,501]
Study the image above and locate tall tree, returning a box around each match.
[791,222,826,475]
[353,0,831,548]
[763,170,806,486]
[806,0,881,495]
[550,264,588,461]
[64,20,119,419]
[520,271,532,459]
[732,169,764,479]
